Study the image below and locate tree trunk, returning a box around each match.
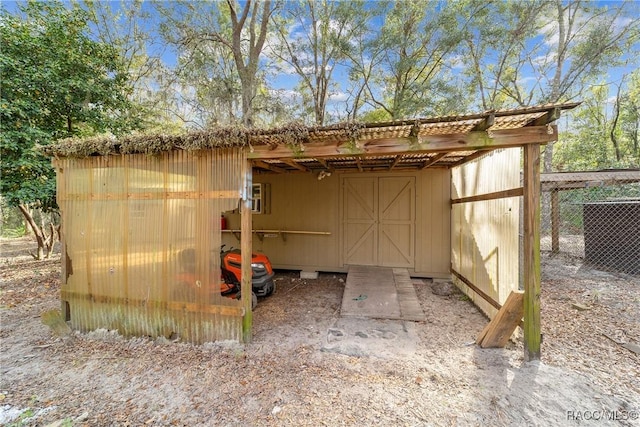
[610,82,623,162]
[541,0,567,233]
[226,0,272,128]
[18,204,45,259]
[17,204,56,260]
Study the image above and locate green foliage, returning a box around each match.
[555,73,640,171]
[83,0,179,133]
[1,200,27,237]
[361,0,470,119]
[556,184,640,233]
[458,0,546,110]
[359,108,392,123]
[156,1,252,127]
[0,1,139,211]
[271,0,368,125]
[618,70,640,161]
[6,408,35,427]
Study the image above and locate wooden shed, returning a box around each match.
[49,102,578,359]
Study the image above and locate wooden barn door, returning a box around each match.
[379,177,415,267]
[343,176,415,268]
[343,177,378,265]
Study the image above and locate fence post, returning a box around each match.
[551,188,560,254]
[241,159,253,343]
[523,144,541,361]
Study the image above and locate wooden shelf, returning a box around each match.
[222,229,331,242]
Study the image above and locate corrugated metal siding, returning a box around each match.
[451,148,521,318]
[56,149,247,343]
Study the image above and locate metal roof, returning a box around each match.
[251,102,580,174]
[45,102,579,172]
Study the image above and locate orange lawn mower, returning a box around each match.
[220,244,276,298]
[174,246,275,309]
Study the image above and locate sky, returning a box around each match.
[2,0,638,123]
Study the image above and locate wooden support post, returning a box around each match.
[476,291,524,348]
[523,144,541,361]
[241,160,253,343]
[551,188,560,254]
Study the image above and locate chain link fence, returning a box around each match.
[540,172,640,275]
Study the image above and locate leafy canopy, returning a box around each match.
[0,1,138,211]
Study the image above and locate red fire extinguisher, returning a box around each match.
[221,214,227,230]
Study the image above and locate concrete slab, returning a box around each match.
[321,317,419,359]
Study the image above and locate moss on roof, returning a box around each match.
[42,122,315,158]
[41,102,581,158]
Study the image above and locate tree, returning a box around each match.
[554,84,614,171]
[83,0,182,133]
[459,0,639,229]
[270,0,367,125]
[157,0,276,127]
[156,0,238,127]
[508,0,639,172]
[460,0,547,111]
[616,69,640,164]
[0,1,137,259]
[552,69,640,171]
[226,0,274,127]
[350,0,469,120]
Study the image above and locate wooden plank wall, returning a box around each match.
[415,168,451,276]
[450,148,521,318]
[55,149,246,343]
[223,169,451,277]
[223,172,342,270]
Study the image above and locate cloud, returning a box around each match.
[518,76,538,85]
[269,88,301,102]
[328,91,349,102]
[447,54,465,70]
[612,16,633,32]
[532,53,555,68]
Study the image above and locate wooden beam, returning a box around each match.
[248,126,558,160]
[389,155,403,171]
[222,229,331,236]
[301,102,578,130]
[241,160,253,343]
[420,153,447,169]
[541,170,640,191]
[451,187,524,204]
[476,291,524,348]
[60,290,245,317]
[280,159,309,172]
[252,160,286,173]
[450,149,492,168]
[58,190,241,202]
[451,268,501,310]
[523,144,541,361]
[316,158,334,172]
[541,170,640,182]
[531,107,561,126]
[472,114,495,131]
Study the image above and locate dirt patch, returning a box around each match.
[1,237,639,426]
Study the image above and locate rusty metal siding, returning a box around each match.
[55,149,247,343]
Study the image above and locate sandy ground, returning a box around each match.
[1,237,639,426]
